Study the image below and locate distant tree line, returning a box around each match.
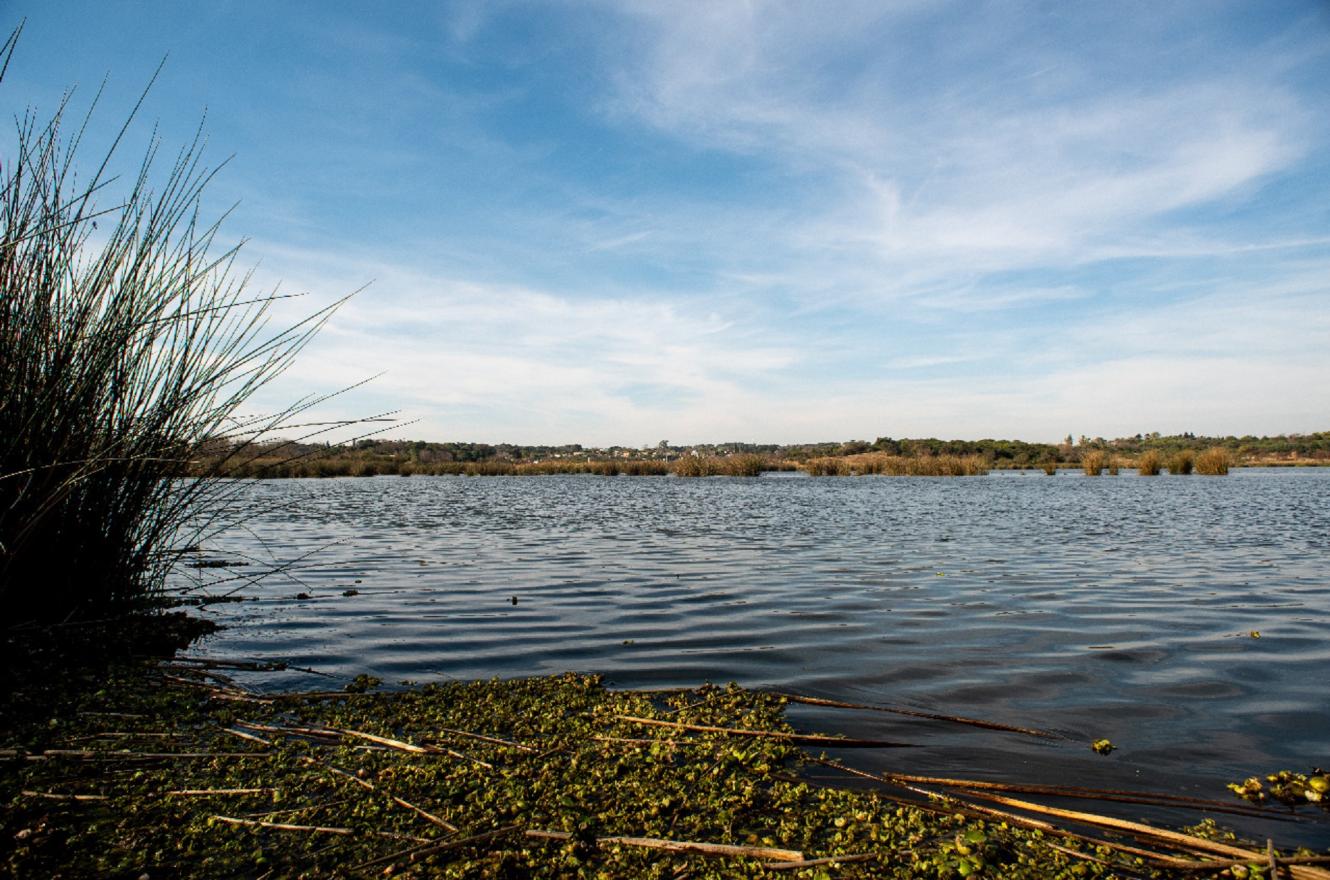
[192,431,1330,478]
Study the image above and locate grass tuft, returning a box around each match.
[1167,450,1195,476]
[1194,447,1231,476]
[1136,450,1163,476]
[1080,450,1106,476]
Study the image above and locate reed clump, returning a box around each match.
[1194,447,1231,476]
[1136,450,1163,476]
[1168,450,1195,476]
[671,454,772,477]
[1039,461,1058,476]
[0,34,341,625]
[1080,450,1106,476]
[802,453,986,477]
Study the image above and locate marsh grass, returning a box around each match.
[0,34,354,624]
[1137,450,1163,476]
[1194,447,1231,476]
[1168,451,1195,476]
[1079,450,1106,476]
[1039,461,1058,476]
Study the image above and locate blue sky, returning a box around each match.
[7,1,1330,444]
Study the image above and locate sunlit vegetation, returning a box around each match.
[1136,450,1163,476]
[7,659,1319,879]
[1194,447,1232,476]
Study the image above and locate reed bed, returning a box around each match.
[1168,450,1195,476]
[1136,450,1163,476]
[1080,450,1106,476]
[1039,461,1058,475]
[802,453,987,477]
[1194,447,1231,476]
[0,35,346,625]
[671,454,774,477]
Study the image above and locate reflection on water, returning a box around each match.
[182,469,1330,842]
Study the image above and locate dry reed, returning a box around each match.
[1194,447,1231,476]
[1136,450,1162,476]
[1080,451,1106,476]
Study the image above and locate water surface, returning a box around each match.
[181,469,1330,842]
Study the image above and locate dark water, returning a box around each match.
[181,469,1330,844]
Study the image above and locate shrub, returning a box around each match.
[1136,450,1162,476]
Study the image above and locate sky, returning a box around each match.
[6,1,1330,445]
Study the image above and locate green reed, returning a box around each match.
[0,32,347,624]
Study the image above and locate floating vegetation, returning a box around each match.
[1091,739,1116,756]
[1195,447,1232,476]
[6,660,1328,878]
[1137,450,1164,476]
[1229,770,1330,810]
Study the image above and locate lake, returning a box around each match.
[180,468,1330,843]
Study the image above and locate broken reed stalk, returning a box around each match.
[763,853,880,871]
[811,758,1277,819]
[316,759,459,833]
[210,815,430,843]
[611,714,915,747]
[771,691,1060,739]
[959,790,1330,880]
[524,829,805,862]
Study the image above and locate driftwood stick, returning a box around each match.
[22,790,108,801]
[769,691,1060,739]
[524,829,804,861]
[168,788,276,797]
[611,715,914,748]
[211,814,428,842]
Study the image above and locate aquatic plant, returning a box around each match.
[802,454,986,477]
[0,31,348,624]
[1136,450,1163,476]
[1194,447,1231,476]
[7,660,1321,878]
[1167,450,1195,476]
[1080,451,1106,476]
[1039,461,1058,476]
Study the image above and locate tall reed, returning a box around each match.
[1080,450,1106,476]
[802,453,986,477]
[1039,461,1058,476]
[1167,450,1195,476]
[1193,447,1231,476]
[1136,450,1162,476]
[0,35,345,624]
